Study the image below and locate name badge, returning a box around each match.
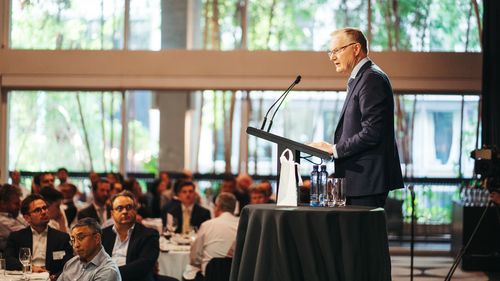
[52,251,65,260]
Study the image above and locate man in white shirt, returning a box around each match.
[0,184,27,250]
[5,194,73,279]
[184,192,239,280]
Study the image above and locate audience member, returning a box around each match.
[249,186,267,204]
[258,180,276,203]
[40,188,68,233]
[111,182,124,197]
[5,194,73,279]
[161,181,210,234]
[41,172,56,189]
[184,192,239,281]
[102,191,159,281]
[0,184,27,250]
[57,218,121,281]
[58,183,78,227]
[10,170,29,198]
[78,180,111,225]
[32,173,42,194]
[56,168,69,187]
[147,172,173,218]
[220,175,249,215]
[490,190,500,205]
[123,178,150,220]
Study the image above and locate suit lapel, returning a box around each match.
[103,228,116,255]
[126,223,139,264]
[45,227,52,268]
[335,61,373,137]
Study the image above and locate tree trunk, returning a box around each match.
[101,94,107,171]
[109,93,115,169]
[211,0,220,49]
[239,0,248,49]
[212,92,218,173]
[367,0,372,47]
[471,0,482,50]
[76,93,94,170]
[265,0,277,48]
[392,0,400,50]
[203,0,210,48]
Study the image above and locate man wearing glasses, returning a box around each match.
[5,194,73,279]
[309,27,404,208]
[58,217,121,281]
[101,191,159,281]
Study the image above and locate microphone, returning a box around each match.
[260,75,301,132]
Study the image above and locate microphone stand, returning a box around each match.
[444,200,494,281]
[409,184,415,281]
[260,75,301,131]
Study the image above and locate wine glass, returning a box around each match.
[166,216,178,235]
[19,247,31,280]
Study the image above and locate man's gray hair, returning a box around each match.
[72,217,102,235]
[215,192,237,213]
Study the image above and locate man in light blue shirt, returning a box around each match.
[58,218,121,281]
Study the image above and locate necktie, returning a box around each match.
[182,208,191,234]
[347,78,354,92]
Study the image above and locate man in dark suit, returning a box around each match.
[161,181,211,234]
[5,194,73,279]
[309,27,404,207]
[77,179,111,224]
[102,191,159,281]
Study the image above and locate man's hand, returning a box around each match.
[32,265,48,273]
[307,141,334,155]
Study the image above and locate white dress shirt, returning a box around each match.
[31,227,48,267]
[111,224,135,266]
[0,212,27,239]
[188,212,239,276]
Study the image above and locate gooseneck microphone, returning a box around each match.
[260,75,301,132]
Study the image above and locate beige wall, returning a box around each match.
[0,50,481,92]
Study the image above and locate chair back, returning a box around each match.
[204,257,232,281]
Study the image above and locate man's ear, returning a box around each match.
[23,214,31,224]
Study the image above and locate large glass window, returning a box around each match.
[8,91,122,171]
[197,91,480,178]
[11,0,125,49]
[10,0,482,52]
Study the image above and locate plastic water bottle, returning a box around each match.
[310,165,319,206]
[319,165,329,206]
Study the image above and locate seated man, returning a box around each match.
[57,218,121,281]
[102,191,159,281]
[0,184,28,250]
[5,194,73,279]
[249,186,267,205]
[161,181,210,234]
[184,192,239,280]
[40,187,69,233]
[78,180,111,225]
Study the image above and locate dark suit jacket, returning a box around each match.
[5,226,73,276]
[102,223,159,281]
[77,204,110,224]
[161,202,211,233]
[334,60,404,197]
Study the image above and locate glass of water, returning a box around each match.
[333,178,346,207]
[19,247,31,280]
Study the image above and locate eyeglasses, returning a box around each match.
[327,42,358,58]
[113,204,135,212]
[30,205,48,214]
[69,232,95,246]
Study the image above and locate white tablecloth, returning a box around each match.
[3,271,49,280]
[158,236,191,280]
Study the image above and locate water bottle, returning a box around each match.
[310,165,319,206]
[319,165,329,206]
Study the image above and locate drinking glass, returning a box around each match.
[333,178,346,207]
[167,216,178,234]
[0,256,5,276]
[326,178,336,207]
[19,247,31,280]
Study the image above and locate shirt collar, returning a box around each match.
[85,246,108,267]
[112,223,135,237]
[350,57,370,80]
[181,204,193,212]
[30,226,48,236]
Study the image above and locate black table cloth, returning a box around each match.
[229,204,391,281]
